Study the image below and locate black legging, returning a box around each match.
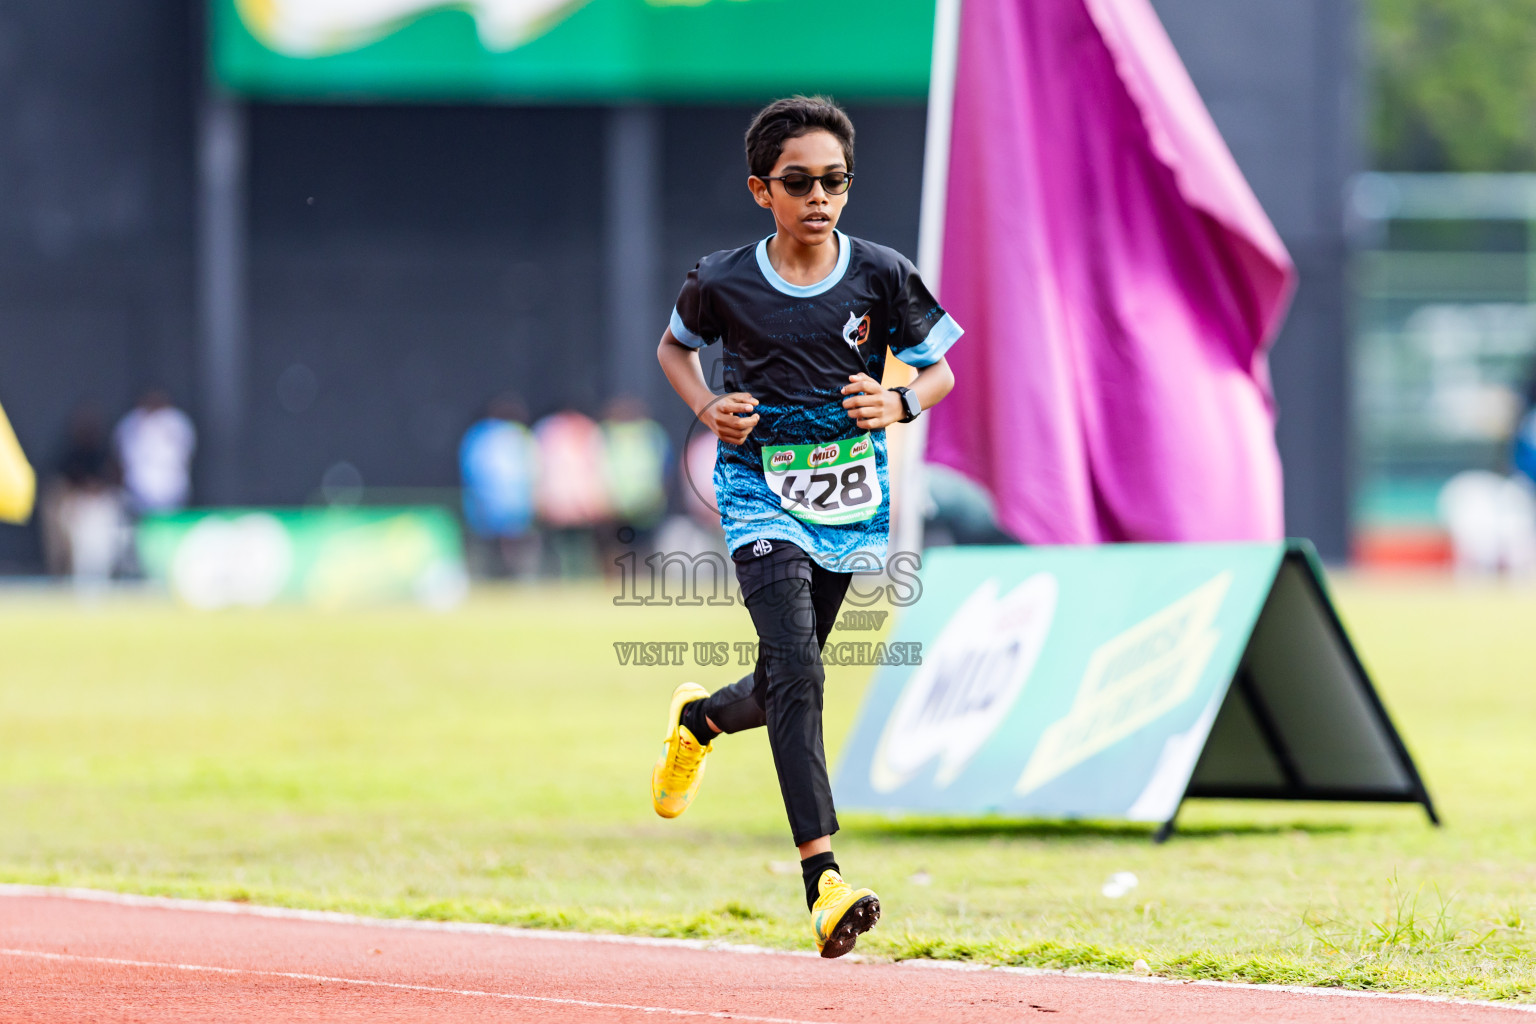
[703,552,851,846]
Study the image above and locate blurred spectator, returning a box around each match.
[42,404,125,588]
[1439,470,1536,579]
[681,428,720,534]
[598,396,670,567]
[533,409,608,577]
[653,428,727,561]
[923,463,1016,547]
[459,394,540,578]
[115,390,195,514]
[1515,371,1536,487]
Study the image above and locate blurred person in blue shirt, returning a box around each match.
[1516,372,1536,486]
[460,394,539,577]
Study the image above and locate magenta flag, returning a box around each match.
[925,0,1296,544]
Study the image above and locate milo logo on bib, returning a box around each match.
[762,436,883,526]
[809,443,840,468]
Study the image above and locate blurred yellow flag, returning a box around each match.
[0,400,35,524]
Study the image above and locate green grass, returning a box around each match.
[2,578,1536,999]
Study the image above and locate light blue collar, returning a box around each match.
[755,230,851,297]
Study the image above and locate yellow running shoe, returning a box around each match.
[811,869,881,958]
[651,682,712,819]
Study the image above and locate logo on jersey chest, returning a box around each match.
[842,310,873,349]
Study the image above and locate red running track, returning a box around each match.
[1,887,1531,1023]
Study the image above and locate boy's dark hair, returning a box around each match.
[745,96,855,179]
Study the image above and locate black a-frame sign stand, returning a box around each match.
[1154,542,1439,842]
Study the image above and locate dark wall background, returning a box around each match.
[244,104,609,504]
[0,1,196,570]
[0,0,1354,571]
[243,102,927,506]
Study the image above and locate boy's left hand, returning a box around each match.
[841,373,902,430]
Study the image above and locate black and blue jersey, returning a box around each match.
[669,231,963,570]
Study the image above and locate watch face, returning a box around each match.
[902,389,921,419]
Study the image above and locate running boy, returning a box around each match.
[652,96,961,958]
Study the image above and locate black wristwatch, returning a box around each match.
[890,386,922,423]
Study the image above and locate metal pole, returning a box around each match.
[605,105,662,409]
[196,92,249,505]
[892,0,965,563]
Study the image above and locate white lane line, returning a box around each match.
[0,947,838,1024]
[901,958,1536,1015]
[4,885,1534,1014]
[0,884,822,958]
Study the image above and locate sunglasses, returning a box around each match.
[759,171,854,197]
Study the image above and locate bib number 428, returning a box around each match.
[763,438,882,526]
[780,463,873,513]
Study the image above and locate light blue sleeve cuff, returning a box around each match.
[895,313,963,368]
[669,307,707,350]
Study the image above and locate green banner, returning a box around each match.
[834,542,1436,831]
[212,0,936,101]
[835,544,1284,823]
[137,507,467,610]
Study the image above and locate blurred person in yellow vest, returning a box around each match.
[0,396,34,525]
[598,396,670,568]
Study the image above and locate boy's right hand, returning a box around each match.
[701,393,760,445]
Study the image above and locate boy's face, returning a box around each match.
[748,130,849,248]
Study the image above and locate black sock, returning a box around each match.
[679,698,720,743]
[801,851,839,912]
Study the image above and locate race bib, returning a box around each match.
[762,436,882,526]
